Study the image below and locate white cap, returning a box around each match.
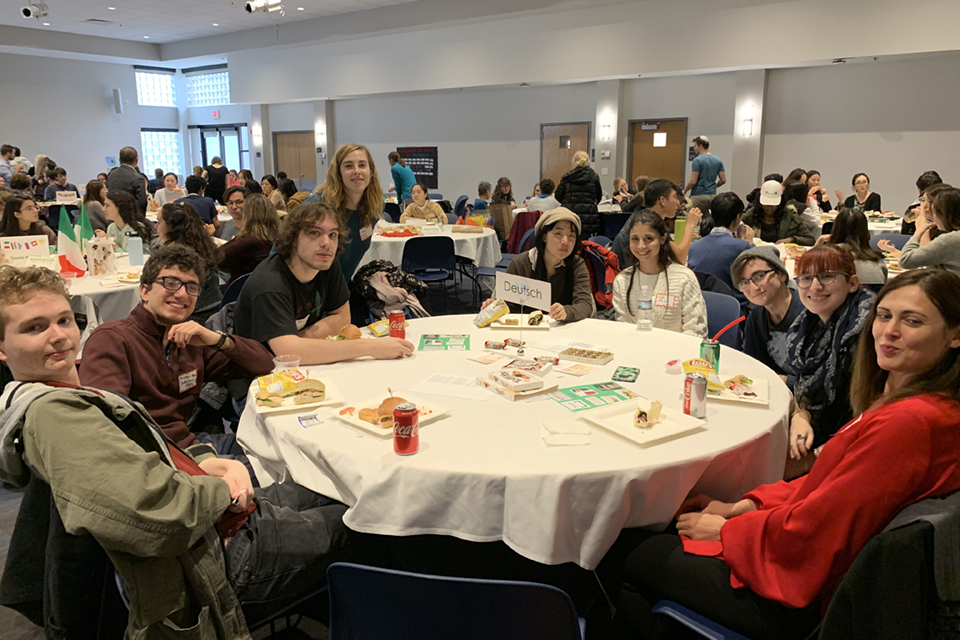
[759,180,783,206]
[696,135,709,144]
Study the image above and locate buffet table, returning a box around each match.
[356,225,502,271]
[237,316,790,570]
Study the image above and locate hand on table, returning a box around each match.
[877,239,897,254]
[369,337,415,360]
[166,322,222,349]
[676,512,726,541]
[548,303,567,322]
[774,237,793,245]
[790,413,815,459]
[94,229,107,238]
[198,458,254,512]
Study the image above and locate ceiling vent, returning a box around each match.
[83,18,115,25]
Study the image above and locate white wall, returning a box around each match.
[334,83,598,200]
[620,73,737,191]
[0,53,174,186]
[268,102,315,132]
[763,54,960,211]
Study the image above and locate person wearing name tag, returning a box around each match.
[481,207,596,322]
[79,244,275,456]
[612,210,707,337]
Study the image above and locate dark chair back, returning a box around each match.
[454,195,469,218]
[701,291,742,349]
[589,235,612,247]
[519,228,536,253]
[220,273,251,309]
[401,236,457,274]
[445,213,458,224]
[384,202,402,222]
[327,562,583,640]
[382,211,395,223]
[604,212,631,239]
[869,233,912,252]
[429,193,444,200]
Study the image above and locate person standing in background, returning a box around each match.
[683,135,726,215]
[147,168,164,194]
[555,150,603,237]
[387,151,417,202]
[202,157,229,205]
[106,146,148,213]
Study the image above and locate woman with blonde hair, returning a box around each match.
[307,143,383,281]
[219,193,279,285]
[555,150,603,237]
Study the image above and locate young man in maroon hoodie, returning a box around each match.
[79,244,275,451]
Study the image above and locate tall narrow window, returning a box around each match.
[187,71,231,107]
[140,130,183,180]
[135,71,176,107]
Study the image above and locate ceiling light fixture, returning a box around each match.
[42,21,49,25]
[212,22,219,26]
[108,6,115,9]
[143,35,149,38]
[245,0,284,16]
[21,3,48,19]
[298,6,304,10]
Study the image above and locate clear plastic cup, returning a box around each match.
[273,355,301,371]
[61,273,77,292]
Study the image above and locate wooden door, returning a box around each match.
[540,123,590,187]
[274,132,317,187]
[629,120,687,186]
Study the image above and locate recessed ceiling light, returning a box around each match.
[143,35,149,39]
[108,6,116,10]
[298,7,305,10]
[42,22,50,25]
[212,23,219,26]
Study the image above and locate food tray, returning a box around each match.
[581,398,706,446]
[334,394,450,437]
[707,378,770,406]
[251,375,345,414]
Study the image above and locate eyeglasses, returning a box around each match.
[736,269,775,291]
[854,180,869,186]
[795,270,849,289]
[153,277,201,297]
[226,199,244,207]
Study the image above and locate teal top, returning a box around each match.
[339,209,371,283]
[390,163,417,200]
[107,222,158,254]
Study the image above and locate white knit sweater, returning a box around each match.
[612,263,708,337]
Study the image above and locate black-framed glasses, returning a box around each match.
[737,269,775,291]
[153,277,201,297]
[795,270,849,289]
[226,198,245,207]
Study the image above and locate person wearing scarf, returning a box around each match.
[400,183,444,223]
[786,245,875,478]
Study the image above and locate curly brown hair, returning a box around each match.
[274,201,347,261]
[319,143,383,227]
[140,244,206,290]
[159,202,222,268]
[0,266,70,338]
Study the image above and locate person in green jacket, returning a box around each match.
[742,180,815,246]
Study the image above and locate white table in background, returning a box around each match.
[237,316,790,570]
[69,256,142,323]
[356,226,502,271]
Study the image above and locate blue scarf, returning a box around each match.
[786,287,875,414]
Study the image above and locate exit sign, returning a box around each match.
[212,110,220,119]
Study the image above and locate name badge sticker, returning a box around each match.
[359,225,374,241]
[178,369,198,393]
[654,293,677,309]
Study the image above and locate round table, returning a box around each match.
[815,213,901,238]
[68,255,143,322]
[237,316,790,570]
[356,225,502,271]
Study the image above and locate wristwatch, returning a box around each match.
[212,332,228,351]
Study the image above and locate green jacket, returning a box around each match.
[0,383,251,639]
[742,204,815,246]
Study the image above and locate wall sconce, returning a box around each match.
[600,111,613,141]
[252,124,263,146]
[741,103,755,136]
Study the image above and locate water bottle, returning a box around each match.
[636,285,653,331]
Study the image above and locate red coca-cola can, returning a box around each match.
[683,372,707,419]
[389,311,405,339]
[393,402,419,455]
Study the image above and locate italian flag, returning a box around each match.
[58,205,89,276]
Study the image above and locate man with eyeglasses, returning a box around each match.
[730,246,803,389]
[218,185,249,241]
[79,244,275,452]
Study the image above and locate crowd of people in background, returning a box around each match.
[1,135,959,640]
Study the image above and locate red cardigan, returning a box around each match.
[687,394,960,609]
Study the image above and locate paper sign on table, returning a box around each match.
[539,420,592,447]
[2,236,50,265]
[418,334,471,351]
[495,271,551,312]
[412,374,490,401]
[468,353,508,365]
[548,382,638,413]
[554,362,600,377]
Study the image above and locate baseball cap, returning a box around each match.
[696,135,709,144]
[759,180,783,206]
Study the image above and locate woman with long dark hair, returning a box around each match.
[96,190,157,253]
[898,185,960,276]
[607,268,960,640]
[82,180,109,232]
[816,208,887,287]
[156,201,223,322]
[480,208,595,322]
[612,210,707,336]
[260,174,287,213]
[491,177,517,207]
[1,196,56,245]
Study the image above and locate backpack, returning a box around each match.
[581,240,621,311]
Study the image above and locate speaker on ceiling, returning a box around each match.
[113,88,123,114]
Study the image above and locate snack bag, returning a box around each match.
[257,368,307,395]
[474,299,510,328]
[368,318,408,337]
[682,358,723,392]
[85,237,116,276]
[466,215,485,227]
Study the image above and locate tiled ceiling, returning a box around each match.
[0,0,422,44]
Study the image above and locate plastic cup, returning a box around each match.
[61,273,76,292]
[273,355,301,371]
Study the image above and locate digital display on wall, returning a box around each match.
[396,146,438,189]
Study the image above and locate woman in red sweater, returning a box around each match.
[608,268,960,639]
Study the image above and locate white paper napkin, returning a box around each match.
[539,419,592,447]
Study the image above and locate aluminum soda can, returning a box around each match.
[388,311,405,339]
[393,403,420,455]
[700,340,721,373]
[683,372,708,418]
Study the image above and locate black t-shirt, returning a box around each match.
[233,253,350,349]
[204,165,229,201]
[760,221,779,243]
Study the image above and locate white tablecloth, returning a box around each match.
[356,226,502,271]
[815,214,901,238]
[237,316,790,570]
[68,256,142,322]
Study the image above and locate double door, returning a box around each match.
[274,131,318,190]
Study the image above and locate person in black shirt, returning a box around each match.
[202,157,229,204]
[233,202,414,365]
[180,175,221,234]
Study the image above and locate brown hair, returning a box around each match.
[2,197,44,237]
[84,180,105,206]
[158,202,222,268]
[795,244,857,279]
[140,244,206,290]
[274,201,347,261]
[0,266,70,338]
[828,208,882,261]
[850,269,960,415]
[240,193,280,244]
[387,151,405,167]
[320,143,383,227]
[931,186,960,232]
